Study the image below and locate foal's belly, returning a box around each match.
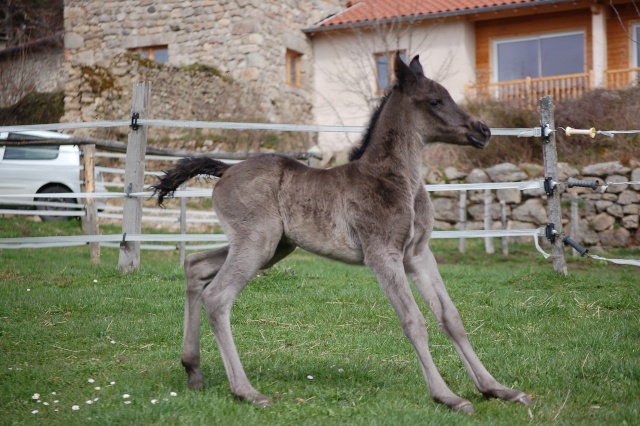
[284,217,364,265]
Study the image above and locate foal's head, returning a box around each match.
[392,52,491,148]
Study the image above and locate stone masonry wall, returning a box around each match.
[61,0,342,133]
[428,161,640,249]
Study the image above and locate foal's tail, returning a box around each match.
[151,156,231,206]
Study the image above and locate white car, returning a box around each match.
[0,130,107,221]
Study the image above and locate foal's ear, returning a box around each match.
[409,55,425,77]
[393,51,418,88]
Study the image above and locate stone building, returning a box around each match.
[61,0,342,140]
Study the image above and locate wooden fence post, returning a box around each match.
[540,96,568,275]
[484,189,495,254]
[179,183,187,265]
[118,82,151,273]
[80,143,100,263]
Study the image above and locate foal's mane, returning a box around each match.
[348,91,391,162]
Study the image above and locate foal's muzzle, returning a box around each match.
[468,120,491,149]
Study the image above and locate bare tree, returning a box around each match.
[0,0,64,108]
[318,2,459,115]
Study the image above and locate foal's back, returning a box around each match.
[212,153,390,265]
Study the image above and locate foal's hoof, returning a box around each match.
[187,376,204,390]
[513,395,532,405]
[250,394,272,408]
[454,402,474,415]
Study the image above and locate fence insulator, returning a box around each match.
[562,235,588,257]
[544,177,556,196]
[564,127,596,138]
[567,177,600,191]
[545,223,557,243]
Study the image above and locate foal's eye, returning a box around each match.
[429,99,442,108]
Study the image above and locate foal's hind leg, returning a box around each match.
[182,242,295,391]
[183,247,229,389]
[202,239,295,406]
[405,245,530,405]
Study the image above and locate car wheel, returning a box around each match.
[36,185,78,222]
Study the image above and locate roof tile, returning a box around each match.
[317,0,548,28]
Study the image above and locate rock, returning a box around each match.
[557,162,579,181]
[519,163,544,178]
[598,227,631,247]
[582,200,597,217]
[603,175,628,194]
[433,220,454,230]
[425,168,445,184]
[617,190,640,205]
[468,190,494,203]
[466,168,489,183]
[582,161,631,177]
[444,166,467,181]
[431,197,458,222]
[631,168,640,191]
[432,190,459,199]
[512,199,548,225]
[468,203,508,221]
[606,204,624,218]
[621,215,639,230]
[522,187,546,198]
[595,200,613,212]
[589,212,615,231]
[506,220,542,243]
[486,163,528,182]
[580,223,601,245]
[497,188,521,204]
[623,204,639,215]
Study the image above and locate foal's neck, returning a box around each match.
[358,96,424,190]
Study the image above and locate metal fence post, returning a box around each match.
[484,188,495,254]
[118,82,151,273]
[540,96,568,275]
[458,190,467,253]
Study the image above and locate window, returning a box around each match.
[130,45,169,64]
[286,49,302,87]
[493,32,585,81]
[374,50,407,95]
[3,145,59,160]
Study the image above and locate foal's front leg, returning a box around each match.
[405,246,530,405]
[367,253,474,413]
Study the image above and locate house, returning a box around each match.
[2,0,638,157]
[304,0,640,156]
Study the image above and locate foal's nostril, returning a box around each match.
[478,121,491,138]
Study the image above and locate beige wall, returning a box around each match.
[310,19,476,158]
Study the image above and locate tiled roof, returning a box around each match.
[309,0,559,31]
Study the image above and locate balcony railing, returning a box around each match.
[466,68,639,108]
[605,67,640,89]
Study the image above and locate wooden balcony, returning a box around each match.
[605,67,640,89]
[465,68,639,108]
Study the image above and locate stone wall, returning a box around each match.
[62,0,342,130]
[428,161,640,249]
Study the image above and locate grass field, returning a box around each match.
[0,218,638,425]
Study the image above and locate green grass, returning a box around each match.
[0,218,638,425]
